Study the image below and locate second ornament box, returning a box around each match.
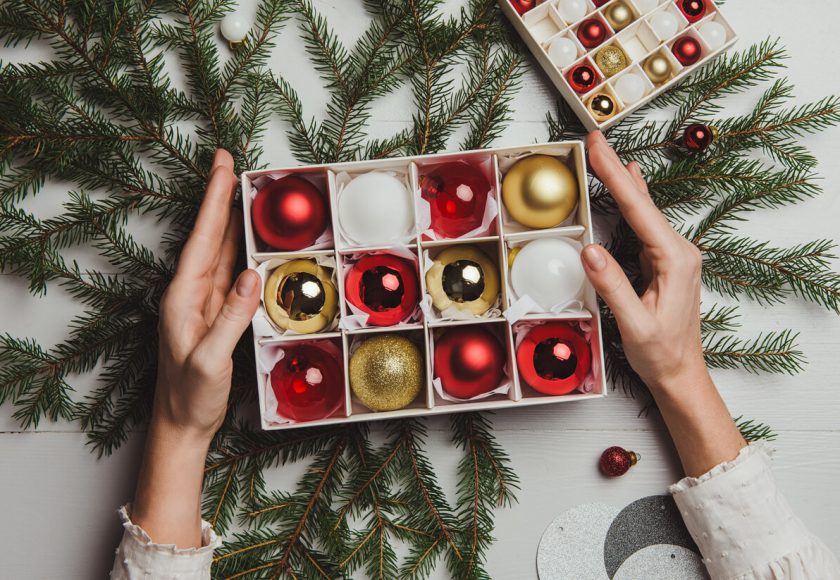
[242,142,607,430]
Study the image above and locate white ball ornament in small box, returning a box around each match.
[509,238,586,313]
[336,171,414,248]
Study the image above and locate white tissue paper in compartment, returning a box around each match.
[420,247,503,323]
[254,254,340,338]
[430,326,513,403]
[513,319,597,394]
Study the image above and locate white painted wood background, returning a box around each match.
[1,1,839,578]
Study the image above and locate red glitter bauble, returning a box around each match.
[672,36,702,66]
[420,161,492,239]
[510,0,536,15]
[567,63,600,94]
[270,342,344,422]
[683,123,715,152]
[251,175,328,251]
[435,326,505,399]
[345,254,419,326]
[599,446,639,477]
[677,0,706,23]
[516,322,591,395]
[577,18,608,49]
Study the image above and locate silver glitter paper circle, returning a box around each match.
[537,503,620,580]
[613,545,709,579]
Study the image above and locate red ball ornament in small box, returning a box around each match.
[434,326,505,399]
[516,322,591,395]
[420,161,492,239]
[567,62,600,94]
[683,123,717,152]
[510,0,536,16]
[592,0,609,7]
[270,342,344,422]
[345,254,419,327]
[677,0,706,23]
[577,18,608,49]
[251,175,328,251]
[600,446,639,477]
[672,35,702,66]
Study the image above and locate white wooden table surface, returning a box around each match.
[2,1,839,578]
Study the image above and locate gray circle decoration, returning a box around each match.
[537,503,620,580]
[613,545,709,579]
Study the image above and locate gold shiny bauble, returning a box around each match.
[587,93,618,122]
[643,53,672,84]
[425,245,500,315]
[605,1,634,31]
[501,155,578,229]
[595,45,629,78]
[264,259,338,333]
[349,334,424,412]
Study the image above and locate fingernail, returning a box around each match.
[593,130,606,144]
[582,245,607,271]
[236,270,258,296]
[213,149,225,167]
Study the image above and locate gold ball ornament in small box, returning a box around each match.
[264,260,338,333]
[642,53,672,84]
[594,45,629,78]
[501,155,578,229]
[350,334,424,412]
[425,245,500,316]
[587,93,618,122]
[604,1,634,31]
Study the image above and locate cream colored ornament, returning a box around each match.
[425,245,499,316]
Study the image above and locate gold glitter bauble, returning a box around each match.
[595,45,629,78]
[501,154,578,229]
[643,53,672,84]
[350,334,424,412]
[425,245,499,315]
[264,259,337,333]
[605,1,634,31]
[587,93,618,122]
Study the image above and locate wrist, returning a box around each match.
[148,415,214,457]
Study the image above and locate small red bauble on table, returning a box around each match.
[683,123,717,152]
[599,446,639,477]
[270,342,344,422]
[420,161,492,239]
[567,62,600,94]
[345,254,419,326]
[251,175,329,251]
[577,18,608,49]
[516,322,591,395]
[672,35,702,66]
[434,326,505,399]
[676,0,706,23]
[510,0,536,16]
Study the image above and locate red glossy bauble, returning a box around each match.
[421,161,491,239]
[270,342,344,422]
[567,63,600,94]
[345,254,419,326]
[434,326,505,399]
[599,446,639,477]
[510,0,536,15]
[676,0,705,23]
[251,175,328,251]
[577,18,608,49]
[683,123,715,152]
[516,322,591,395]
[592,0,609,6]
[672,36,702,66]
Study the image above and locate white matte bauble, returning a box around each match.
[557,0,587,24]
[548,37,578,68]
[614,72,646,104]
[649,11,678,40]
[699,21,727,50]
[338,172,414,246]
[511,238,585,311]
[634,0,659,14]
[220,12,250,44]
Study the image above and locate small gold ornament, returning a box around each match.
[587,93,618,122]
[426,245,500,316]
[595,45,628,78]
[605,1,634,31]
[501,155,578,229]
[643,53,672,84]
[350,334,424,411]
[264,259,338,333]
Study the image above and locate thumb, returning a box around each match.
[580,244,647,328]
[201,269,261,357]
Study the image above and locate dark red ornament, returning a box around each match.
[599,446,639,477]
[577,18,608,49]
[516,322,591,395]
[434,326,505,399]
[420,161,492,239]
[510,0,536,16]
[677,0,706,23]
[251,175,328,251]
[683,123,716,152]
[672,35,702,66]
[567,62,600,94]
[270,342,344,422]
[592,0,609,6]
[345,254,419,326]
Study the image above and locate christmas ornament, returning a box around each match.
[548,36,579,69]
[510,0,536,16]
[649,10,678,40]
[251,175,328,251]
[270,342,344,422]
[604,2,634,31]
[420,161,491,239]
[577,18,608,49]
[501,155,578,228]
[592,0,609,7]
[587,93,618,122]
[567,62,600,94]
[425,245,500,316]
[699,20,727,50]
[594,45,628,78]
[264,260,338,333]
[337,171,414,247]
[516,322,591,395]
[220,12,250,45]
[672,35,702,66]
[634,0,659,13]
[349,334,423,411]
[614,72,646,105]
[599,446,639,477]
[642,53,672,83]
[676,0,705,23]
[682,123,717,152]
[557,0,587,24]
[509,237,585,310]
[434,326,505,399]
[345,254,419,326]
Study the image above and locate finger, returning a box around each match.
[626,161,648,194]
[581,244,648,328]
[199,269,260,358]
[212,209,243,294]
